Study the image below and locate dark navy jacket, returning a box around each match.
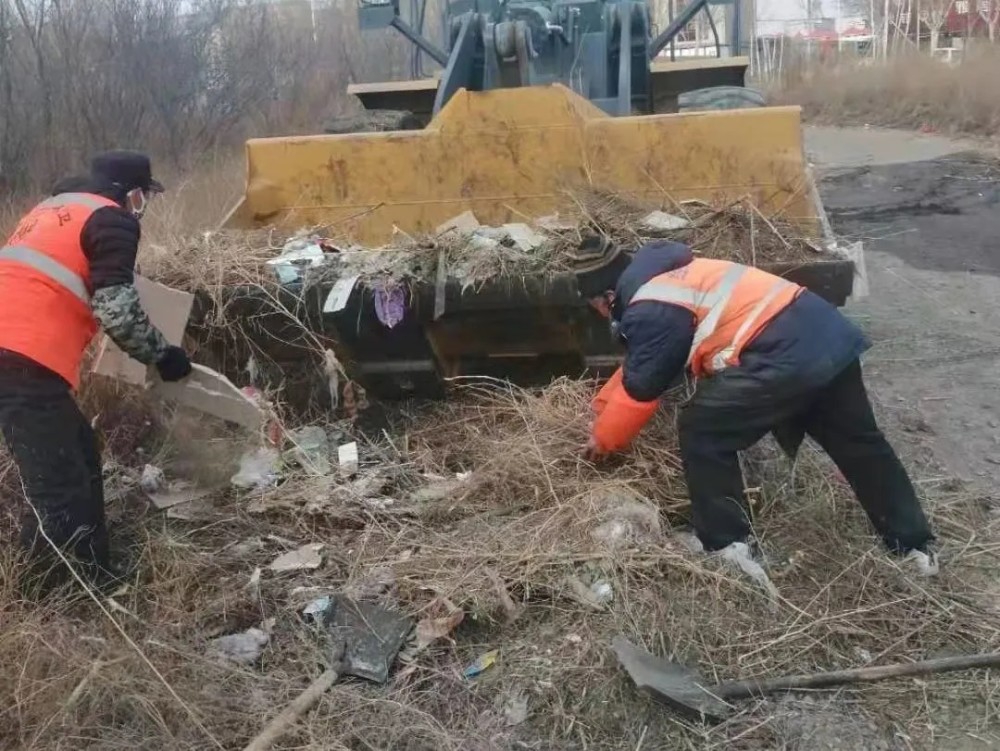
[613,241,869,402]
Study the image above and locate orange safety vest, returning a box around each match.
[0,192,119,388]
[628,258,804,377]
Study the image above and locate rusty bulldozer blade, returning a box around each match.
[612,635,1000,723]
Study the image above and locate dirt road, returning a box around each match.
[807,126,1000,494]
[804,128,1000,750]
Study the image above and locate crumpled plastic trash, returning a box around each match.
[639,210,691,232]
[231,446,281,490]
[285,426,331,476]
[208,626,270,664]
[267,237,327,284]
[140,464,166,494]
[373,285,406,328]
[302,595,332,620]
[463,649,499,678]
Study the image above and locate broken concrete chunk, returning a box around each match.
[269,542,325,572]
[640,210,691,233]
[502,222,546,252]
[208,626,270,665]
[435,210,481,235]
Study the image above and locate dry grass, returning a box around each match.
[1,378,998,750]
[135,186,826,306]
[775,48,1000,140]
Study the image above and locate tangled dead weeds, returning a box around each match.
[1,378,999,750]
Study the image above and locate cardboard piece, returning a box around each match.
[91,275,195,385]
[149,364,264,431]
[91,275,263,431]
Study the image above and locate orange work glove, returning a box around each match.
[592,367,624,416]
[589,374,659,454]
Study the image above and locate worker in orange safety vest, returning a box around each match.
[574,238,938,576]
[0,152,192,589]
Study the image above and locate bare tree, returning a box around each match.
[920,0,955,51]
[979,0,1000,40]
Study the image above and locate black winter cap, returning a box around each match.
[90,151,164,194]
[571,234,631,299]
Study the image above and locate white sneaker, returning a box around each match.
[903,547,939,577]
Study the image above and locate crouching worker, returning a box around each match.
[0,151,192,584]
[576,238,938,575]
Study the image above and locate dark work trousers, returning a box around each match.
[0,351,109,569]
[678,358,932,554]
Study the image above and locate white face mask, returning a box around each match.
[125,187,148,218]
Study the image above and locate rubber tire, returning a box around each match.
[677,86,767,113]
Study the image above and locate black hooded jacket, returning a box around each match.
[49,175,143,290]
[613,241,870,402]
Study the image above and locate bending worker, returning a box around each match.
[576,239,937,575]
[0,151,192,582]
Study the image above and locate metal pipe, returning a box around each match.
[391,15,450,66]
[706,5,721,57]
[647,0,708,59]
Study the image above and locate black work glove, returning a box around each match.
[156,346,192,382]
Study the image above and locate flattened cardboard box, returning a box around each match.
[92,275,263,430]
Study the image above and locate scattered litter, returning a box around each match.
[248,567,262,591]
[719,542,780,602]
[410,473,472,503]
[269,543,325,572]
[468,233,501,252]
[486,568,521,623]
[286,426,332,476]
[146,479,213,510]
[535,213,576,232]
[208,625,271,665]
[564,570,614,609]
[303,595,332,619]
[165,496,214,520]
[344,565,396,600]
[338,442,359,476]
[592,495,663,550]
[589,580,614,605]
[373,284,406,328]
[267,236,327,284]
[564,633,583,644]
[463,649,499,679]
[639,210,691,232]
[436,210,480,235]
[231,446,282,490]
[502,222,546,252]
[411,600,464,655]
[323,274,360,313]
[139,464,166,494]
[503,692,529,726]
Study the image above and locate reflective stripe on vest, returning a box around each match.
[630,265,796,372]
[0,244,91,305]
[38,192,117,211]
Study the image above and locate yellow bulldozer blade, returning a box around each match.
[223,84,820,243]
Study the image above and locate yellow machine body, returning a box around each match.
[222,84,822,242]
